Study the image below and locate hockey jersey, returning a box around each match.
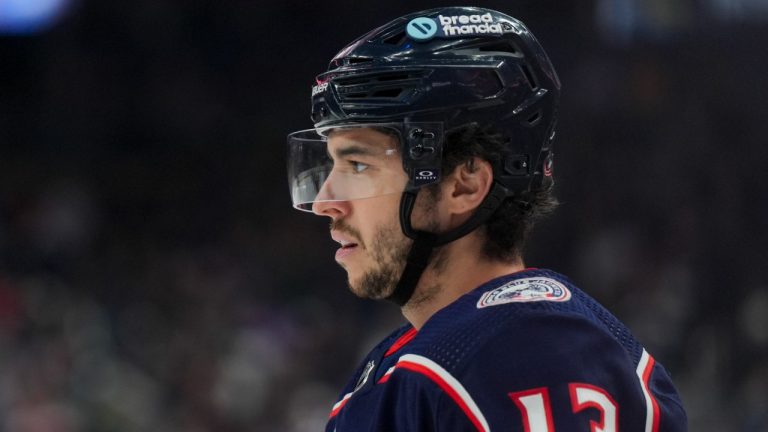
[326,269,687,431]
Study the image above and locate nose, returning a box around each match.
[311,176,351,219]
[312,199,350,219]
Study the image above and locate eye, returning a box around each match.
[350,161,369,173]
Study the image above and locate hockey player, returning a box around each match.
[287,7,687,431]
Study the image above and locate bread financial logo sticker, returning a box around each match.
[407,13,506,42]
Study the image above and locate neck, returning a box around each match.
[401,233,524,330]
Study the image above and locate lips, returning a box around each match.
[335,243,359,260]
[331,230,360,261]
[338,239,358,248]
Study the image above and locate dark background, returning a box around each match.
[1,0,767,430]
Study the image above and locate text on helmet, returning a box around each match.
[438,13,503,37]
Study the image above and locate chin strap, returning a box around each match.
[386,182,509,306]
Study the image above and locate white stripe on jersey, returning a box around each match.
[396,354,490,432]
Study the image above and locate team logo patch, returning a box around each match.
[477,277,571,308]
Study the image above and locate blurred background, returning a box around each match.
[1,0,767,430]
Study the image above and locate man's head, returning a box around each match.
[287,7,560,304]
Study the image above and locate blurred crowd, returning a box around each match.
[1,1,767,431]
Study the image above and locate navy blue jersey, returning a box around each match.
[326,269,687,431]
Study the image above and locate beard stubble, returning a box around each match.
[332,188,442,300]
[332,218,411,300]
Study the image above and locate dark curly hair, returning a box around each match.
[432,124,559,262]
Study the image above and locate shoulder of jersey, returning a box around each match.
[475,274,573,309]
[398,272,587,368]
[441,271,643,374]
[412,271,583,344]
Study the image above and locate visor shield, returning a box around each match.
[287,124,407,211]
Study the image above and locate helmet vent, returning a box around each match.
[519,64,538,90]
[334,70,425,101]
[382,30,407,45]
[342,87,405,100]
[372,88,403,98]
[526,111,542,126]
[377,73,410,82]
[477,41,520,55]
[346,57,374,65]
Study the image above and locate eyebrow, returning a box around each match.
[332,144,376,159]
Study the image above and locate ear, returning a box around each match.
[444,157,494,218]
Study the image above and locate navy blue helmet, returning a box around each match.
[306,6,560,197]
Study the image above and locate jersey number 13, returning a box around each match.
[509,383,618,432]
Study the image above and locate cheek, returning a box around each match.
[352,196,402,242]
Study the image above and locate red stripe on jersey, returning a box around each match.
[641,354,661,432]
[328,392,353,419]
[378,367,395,384]
[384,328,417,357]
[397,360,487,432]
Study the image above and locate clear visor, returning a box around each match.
[287,124,407,211]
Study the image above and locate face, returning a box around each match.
[312,127,438,299]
